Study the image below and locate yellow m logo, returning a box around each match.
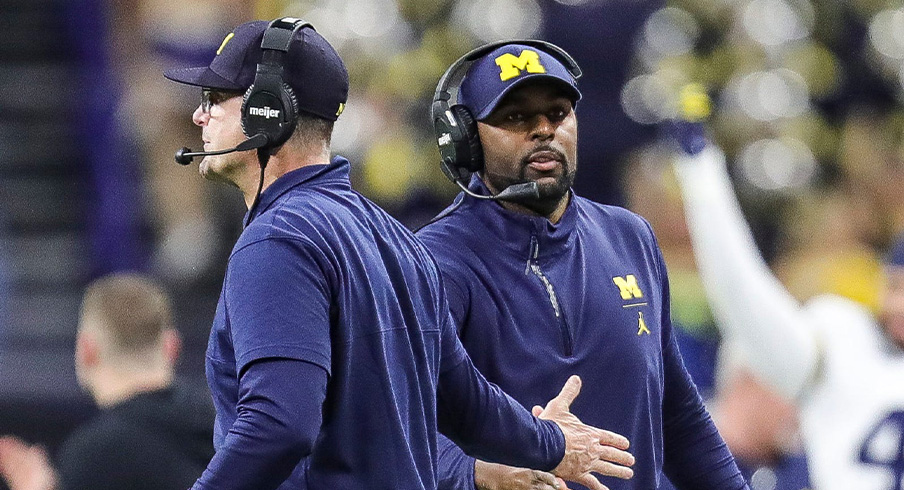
[495,50,546,82]
[613,275,644,300]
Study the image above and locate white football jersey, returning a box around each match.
[801,294,904,490]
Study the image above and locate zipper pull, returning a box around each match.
[525,236,539,274]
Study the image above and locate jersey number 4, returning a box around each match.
[859,411,904,489]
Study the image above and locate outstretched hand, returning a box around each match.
[534,376,634,490]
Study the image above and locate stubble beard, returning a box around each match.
[483,147,575,217]
[199,154,243,189]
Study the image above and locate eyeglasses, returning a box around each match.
[200,88,242,114]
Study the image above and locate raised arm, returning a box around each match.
[671,135,820,400]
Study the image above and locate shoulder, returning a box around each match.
[416,200,481,267]
[231,192,348,270]
[804,294,874,328]
[573,196,656,238]
[57,413,203,490]
[571,197,662,267]
[57,413,141,468]
[239,191,341,245]
[417,200,472,248]
[803,294,880,353]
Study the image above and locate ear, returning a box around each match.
[162,329,182,365]
[75,330,100,369]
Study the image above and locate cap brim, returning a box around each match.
[163,66,245,91]
[473,74,581,120]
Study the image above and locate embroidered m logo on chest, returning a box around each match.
[612,275,644,300]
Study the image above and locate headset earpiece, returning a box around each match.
[449,105,483,172]
[433,101,482,182]
[241,81,298,149]
[240,18,311,151]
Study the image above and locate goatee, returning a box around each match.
[483,146,574,217]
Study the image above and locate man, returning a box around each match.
[164,19,636,490]
[671,90,904,490]
[0,273,215,490]
[417,43,748,489]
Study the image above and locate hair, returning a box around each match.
[80,273,174,353]
[288,111,334,150]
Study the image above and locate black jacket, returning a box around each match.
[55,382,214,490]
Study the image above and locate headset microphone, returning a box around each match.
[453,179,539,201]
[174,133,271,165]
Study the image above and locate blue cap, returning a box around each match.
[887,233,904,268]
[164,20,348,121]
[458,44,581,121]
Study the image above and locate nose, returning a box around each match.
[530,114,555,141]
[192,105,208,127]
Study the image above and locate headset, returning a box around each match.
[430,40,583,195]
[241,17,313,152]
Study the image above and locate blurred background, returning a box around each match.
[1,0,902,488]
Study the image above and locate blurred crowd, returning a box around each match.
[2,0,904,489]
[108,0,904,291]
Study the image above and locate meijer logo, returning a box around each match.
[249,106,281,119]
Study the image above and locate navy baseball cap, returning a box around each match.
[459,44,581,121]
[164,20,348,121]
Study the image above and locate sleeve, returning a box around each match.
[433,263,477,490]
[672,146,820,400]
[436,312,565,473]
[192,358,328,490]
[652,242,749,490]
[441,269,471,332]
[224,237,333,375]
[437,434,477,490]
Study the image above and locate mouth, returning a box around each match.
[526,150,563,172]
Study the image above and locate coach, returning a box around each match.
[418,41,748,490]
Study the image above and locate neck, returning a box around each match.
[240,144,331,209]
[89,367,173,408]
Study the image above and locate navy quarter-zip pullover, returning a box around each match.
[418,179,747,490]
[198,158,566,489]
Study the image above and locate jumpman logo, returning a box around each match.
[637,312,651,336]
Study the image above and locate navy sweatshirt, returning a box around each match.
[195,158,564,489]
[417,179,748,490]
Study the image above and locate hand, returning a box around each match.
[0,436,57,490]
[474,460,570,490]
[669,83,711,156]
[534,376,634,490]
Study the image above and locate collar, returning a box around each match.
[461,174,577,259]
[245,155,351,224]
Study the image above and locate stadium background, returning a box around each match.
[0,0,902,488]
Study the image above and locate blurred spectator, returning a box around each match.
[0,273,214,490]
[672,130,904,489]
[710,351,810,489]
[622,145,810,489]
